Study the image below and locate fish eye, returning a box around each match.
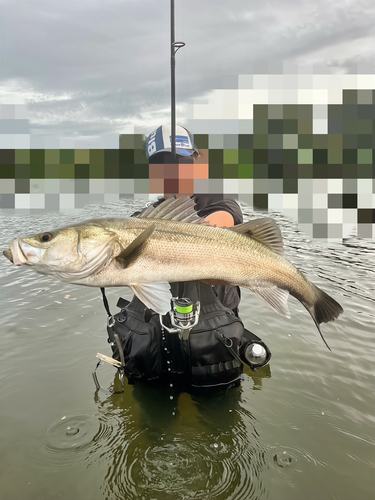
[40,232,53,242]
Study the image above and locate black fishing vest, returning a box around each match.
[108,282,245,389]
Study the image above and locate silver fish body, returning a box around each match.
[3,196,343,347]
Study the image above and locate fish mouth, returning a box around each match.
[3,248,14,263]
[4,239,27,266]
[3,239,45,266]
[3,239,25,265]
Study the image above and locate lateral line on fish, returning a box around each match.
[3,196,344,349]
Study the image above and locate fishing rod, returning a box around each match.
[170,0,185,160]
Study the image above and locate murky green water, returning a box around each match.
[0,200,374,500]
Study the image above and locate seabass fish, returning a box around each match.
[3,196,343,348]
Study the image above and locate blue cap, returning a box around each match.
[146,125,198,159]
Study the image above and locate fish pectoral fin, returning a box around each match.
[116,224,155,268]
[253,286,291,318]
[130,282,172,315]
[231,218,284,256]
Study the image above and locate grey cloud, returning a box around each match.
[1,0,374,140]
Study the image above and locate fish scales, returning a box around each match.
[3,196,343,348]
[91,218,311,302]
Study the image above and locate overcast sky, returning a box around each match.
[0,0,374,146]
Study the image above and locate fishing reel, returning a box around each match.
[160,297,200,340]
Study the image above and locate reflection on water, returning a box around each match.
[0,200,374,500]
[93,382,268,500]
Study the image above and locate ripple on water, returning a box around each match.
[265,444,327,473]
[37,413,113,472]
[99,409,268,500]
[1,201,375,500]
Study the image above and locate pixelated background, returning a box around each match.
[0,1,374,239]
[1,86,374,239]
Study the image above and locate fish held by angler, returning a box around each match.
[2,196,343,349]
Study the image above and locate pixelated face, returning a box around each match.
[149,150,209,195]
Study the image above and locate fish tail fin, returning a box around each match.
[312,286,343,325]
[304,286,343,351]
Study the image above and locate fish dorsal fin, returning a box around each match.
[136,195,207,225]
[116,224,155,268]
[231,218,284,256]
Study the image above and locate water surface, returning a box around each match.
[0,200,374,500]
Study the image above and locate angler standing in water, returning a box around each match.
[103,125,272,392]
[2,126,343,391]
